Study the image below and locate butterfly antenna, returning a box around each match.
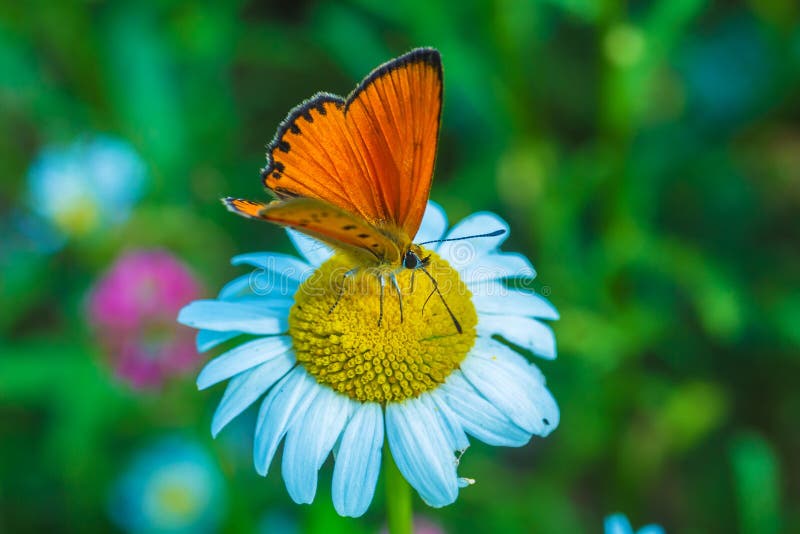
[419,266,462,334]
[389,272,404,324]
[416,228,506,246]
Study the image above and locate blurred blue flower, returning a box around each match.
[27,135,147,237]
[110,437,225,534]
[256,511,299,534]
[681,15,774,126]
[0,207,64,259]
[605,513,665,534]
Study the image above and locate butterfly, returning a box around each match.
[223,48,498,331]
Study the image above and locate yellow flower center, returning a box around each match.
[54,196,99,236]
[289,249,477,403]
[156,481,199,518]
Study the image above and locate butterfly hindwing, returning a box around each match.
[222,198,269,219]
[222,197,401,264]
[261,48,442,241]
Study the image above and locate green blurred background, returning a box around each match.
[1,0,799,532]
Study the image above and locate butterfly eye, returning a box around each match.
[402,250,420,269]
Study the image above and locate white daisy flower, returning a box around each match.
[178,201,559,517]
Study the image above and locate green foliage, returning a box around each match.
[1,0,798,532]
[730,432,782,534]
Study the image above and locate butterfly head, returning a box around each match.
[402,244,430,270]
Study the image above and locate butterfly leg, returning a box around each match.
[329,267,359,315]
[419,266,463,334]
[389,272,404,324]
[377,274,386,327]
[422,285,436,313]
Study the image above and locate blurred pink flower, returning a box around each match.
[88,249,203,389]
[380,516,446,534]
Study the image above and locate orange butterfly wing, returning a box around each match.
[261,48,442,241]
[222,198,267,219]
[222,197,402,264]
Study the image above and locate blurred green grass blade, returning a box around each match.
[311,3,390,80]
[661,382,728,452]
[102,3,187,183]
[0,251,51,334]
[541,0,602,21]
[304,479,370,534]
[644,0,708,59]
[0,341,94,398]
[729,432,782,534]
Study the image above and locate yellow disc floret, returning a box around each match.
[288,249,477,403]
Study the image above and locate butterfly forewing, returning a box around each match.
[264,96,378,216]
[345,49,442,239]
[261,48,442,242]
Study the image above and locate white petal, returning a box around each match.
[196,330,239,353]
[474,347,557,431]
[210,353,295,437]
[386,396,459,507]
[415,200,448,249]
[331,403,383,517]
[219,271,300,302]
[459,252,536,283]
[471,282,559,320]
[231,252,312,282]
[477,315,557,360]
[253,368,319,476]
[438,212,510,266]
[178,300,288,334]
[197,336,293,390]
[218,273,252,299]
[428,391,470,452]
[282,388,353,504]
[286,229,333,267]
[461,339,559,436]
[226,296,294,311]
[439,371,530,447]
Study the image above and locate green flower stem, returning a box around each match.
[384,447,412,534]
